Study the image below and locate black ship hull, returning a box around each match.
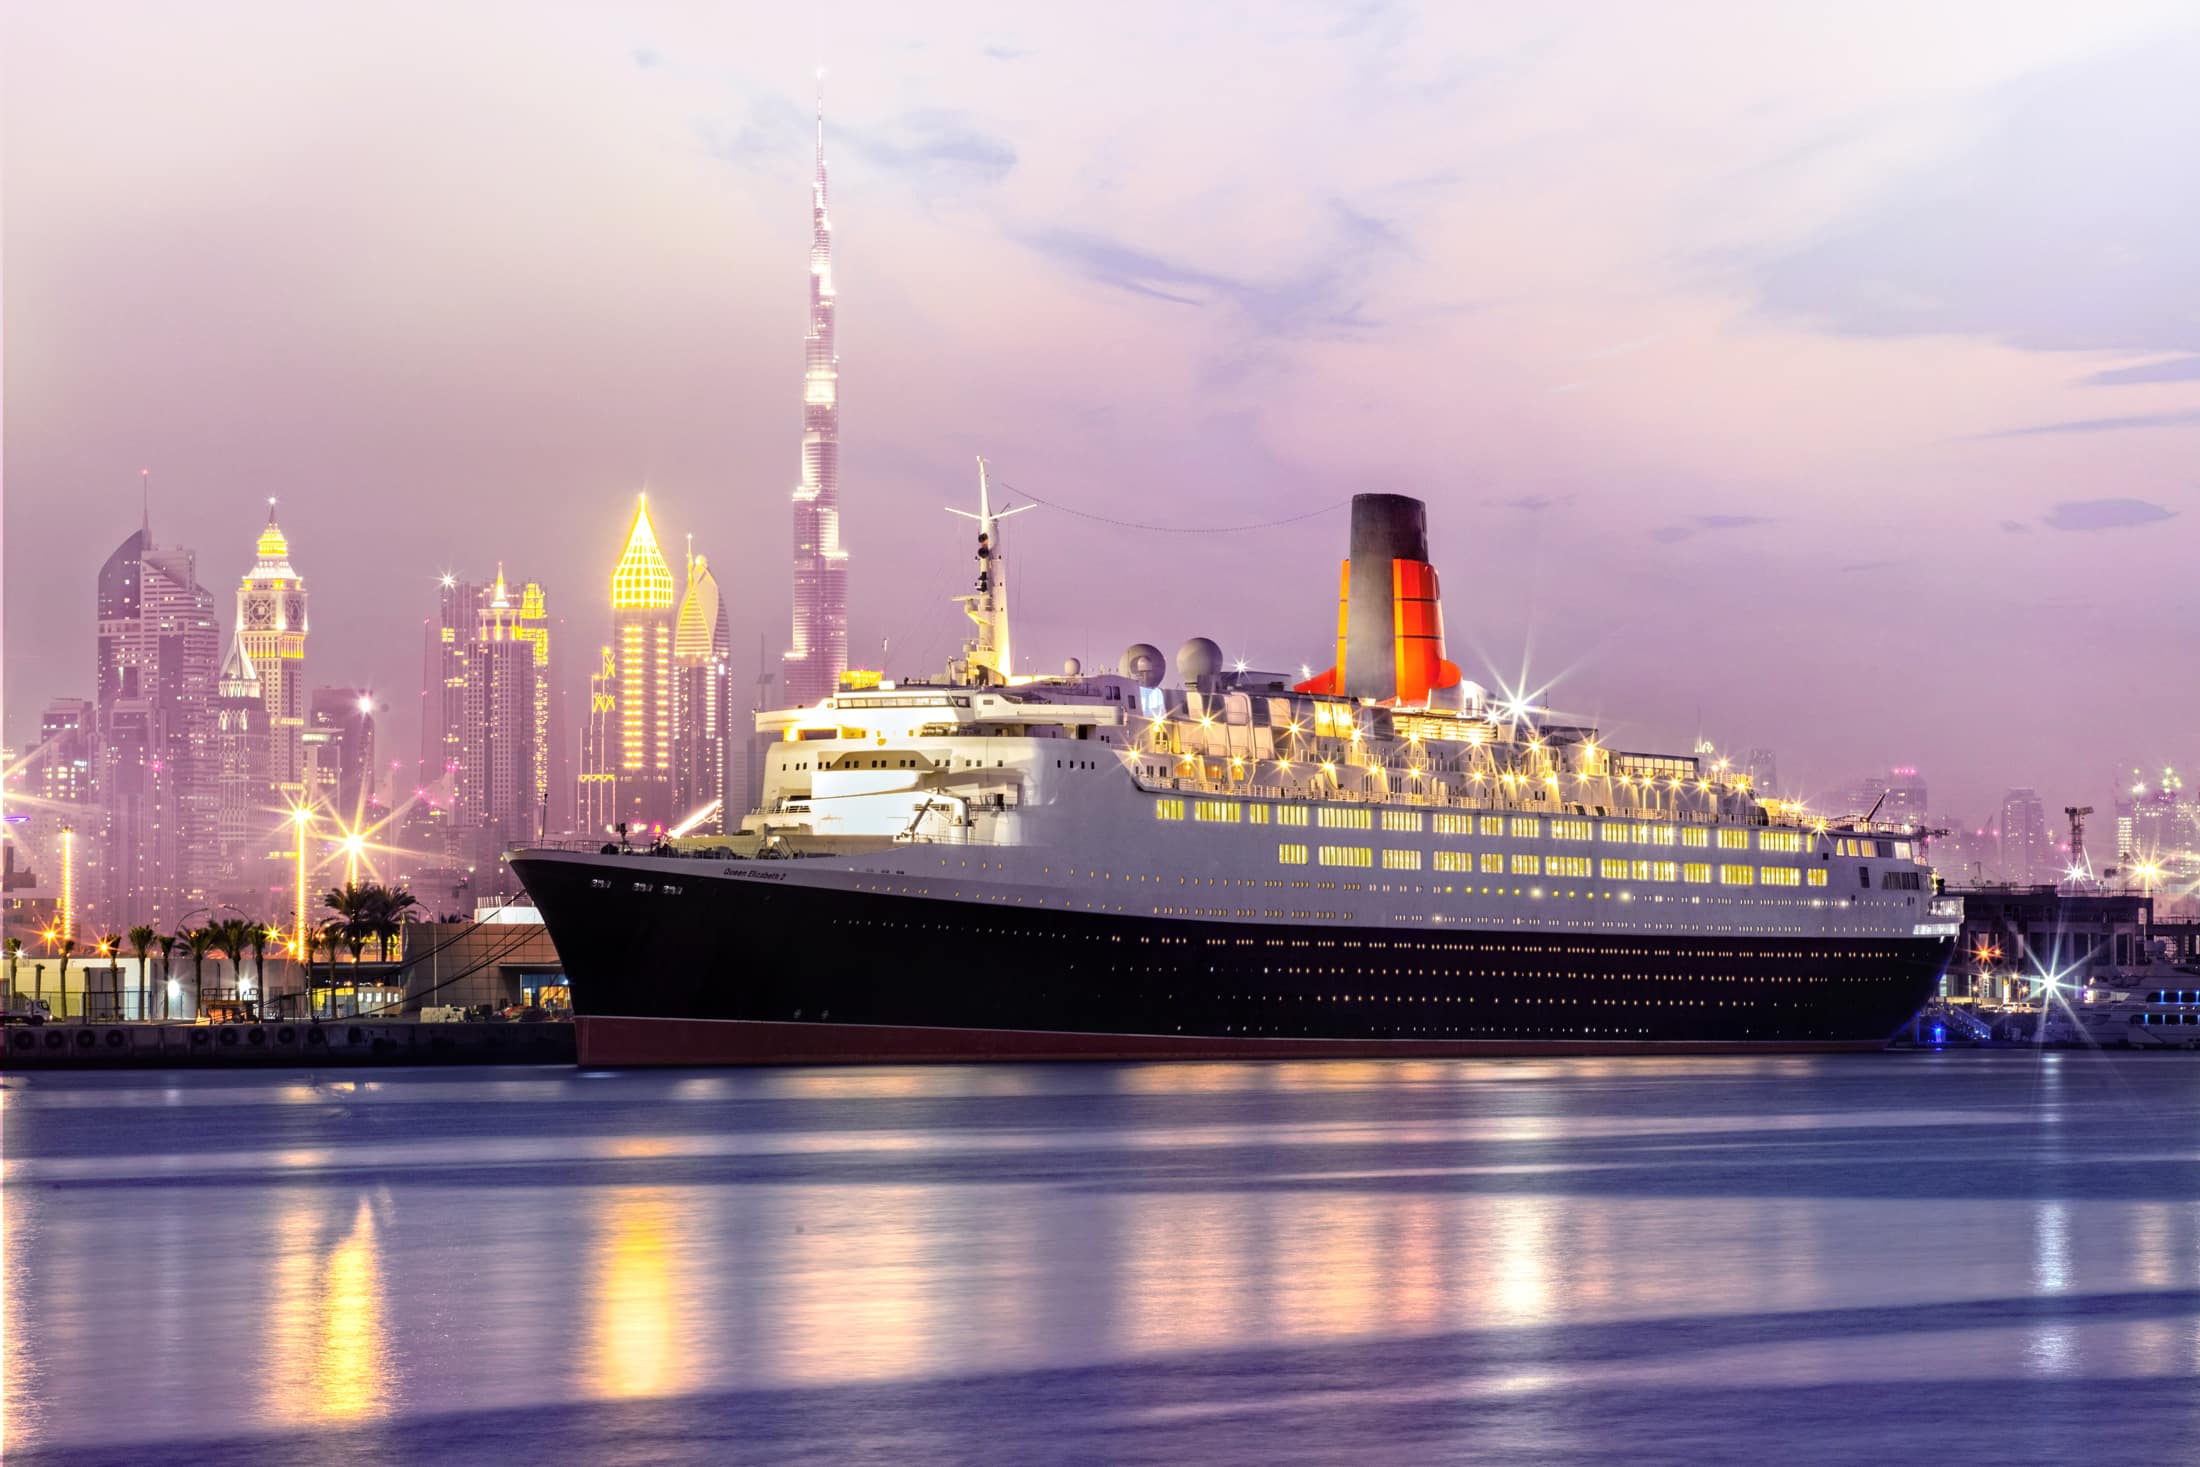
[513,854,1952,1066]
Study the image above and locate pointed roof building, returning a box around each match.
[611,495,676,610]
[676,553,731,664]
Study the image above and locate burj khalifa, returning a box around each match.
[782,77,848,707]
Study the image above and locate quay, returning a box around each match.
[1,1019,575,1069]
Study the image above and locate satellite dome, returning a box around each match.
[1063,657,1082,677]
[1119,643,1166,689]
[1177,637,1224,687]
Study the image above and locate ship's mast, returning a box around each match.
[948,455,1034,685]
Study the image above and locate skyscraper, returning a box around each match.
[95,519,220,926]
[306,686,377,825]
[2000,788,2052,885]
[211,630,271,888]
[459,571,542,839]
[578,645,618,837]
[610,496,677,830]
[674,549,734,830]
[783,81,848,707]
[420,574,483,800]
[234,502,308,803]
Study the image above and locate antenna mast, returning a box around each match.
[947,455,1035,685]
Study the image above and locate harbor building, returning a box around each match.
[1947,884,2153,1005]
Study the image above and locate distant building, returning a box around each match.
[420,575,484,796]
[577,645,618,839]
[212,630,273,890]
[1999,788,2053,886]
[2114,767,2196,877]
[783,84,849,707]
[609,497,677,831]
[1882,766,1928,828]
[461,572,542,842]
[307,686,377,824]
[96,518,220,927]
[233,504,309,803]
[674,551,735,832]
[1742,747,1778,798]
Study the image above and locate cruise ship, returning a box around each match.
[514,474,1958,1065]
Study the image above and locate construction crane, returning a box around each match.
[2064,805,2096,890]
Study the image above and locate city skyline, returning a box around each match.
[10,5,2200,827]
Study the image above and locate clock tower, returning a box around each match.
[236,500,308,802]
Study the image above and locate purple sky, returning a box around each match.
[7,2,2200,823]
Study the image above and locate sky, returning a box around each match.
[7,0,2200,824]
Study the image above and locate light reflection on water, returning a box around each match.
[5,1054,2200,1465]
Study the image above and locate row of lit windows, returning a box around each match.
[1159,798,1891,859]
[1283,846,1832,890]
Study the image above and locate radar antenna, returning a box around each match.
[947,456,1036,686]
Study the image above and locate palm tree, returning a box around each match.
[374,885,419,962]
[4,936,20,1008]
[178,927,215,1020]
[126,926,158,1021]
[205,920,244,1010]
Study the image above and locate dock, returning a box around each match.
[1,1020,576,1069]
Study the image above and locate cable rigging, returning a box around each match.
[993,479,1345,535]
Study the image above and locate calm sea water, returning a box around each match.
[5,1054,2200,1465]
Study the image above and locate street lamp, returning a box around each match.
[291,805,314,955]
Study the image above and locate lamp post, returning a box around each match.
[291,805,314,957]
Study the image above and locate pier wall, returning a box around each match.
[0,1020,575,1069]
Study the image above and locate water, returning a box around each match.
[5,1053,2200,1465]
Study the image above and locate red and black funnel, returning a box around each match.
[1294,493,1462,705]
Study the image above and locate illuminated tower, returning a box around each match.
[235,501,308,802]
[610,496,677,829]
[675,547,735,830]
[211,629,271,884]
[461,569,543,838]
[578,646,619,837]
[96,511,219,926]
[783,76,849,706]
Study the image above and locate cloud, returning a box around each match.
[1838,558,1904,574]
[1505,494,1554,511]
[2039,497,2175,532]
[1977,409,2200,439]
[1752,36,2200,358]
[981,45,1030,61]
[1649,513,1773,544]
[1023,199,1408,339]
[2082,355,2200,387]
[2000,519,2031,533]
[842,109,1018,185]
[701,97,1015,188]
[630,47,662,69]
